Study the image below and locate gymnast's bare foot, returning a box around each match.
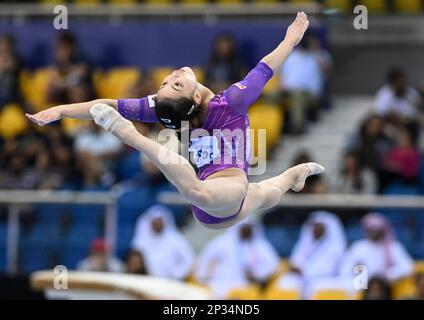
[291,162,325,192]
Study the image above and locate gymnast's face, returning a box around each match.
[156,67,199,102]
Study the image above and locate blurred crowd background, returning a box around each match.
[1,0,424,300]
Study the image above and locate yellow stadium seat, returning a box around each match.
[192,67,205,84]
[267,260,289,287]
[360,0,386,13]
[151,67,174,89]
[263,73,280,95]
[216,0,243,4]
[415,261,424,273]
[394,0,422,13]
[19,70,31,102]
[109,0,138,5]
[74,0,101,5]
[61,118,90,136]
[393,276,416,299]
[248,104,283,153]
[143,0,173,4]
[180,0,208,4]
[95,68,141,99]
[0,104,28,139]
[324,0,352,13]
[25,68,53,112]
[227,285,261,300]
[312,289,349,300]
[40,0,65,4]
[262,287,301,300]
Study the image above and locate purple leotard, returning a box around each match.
[118,62,273,224]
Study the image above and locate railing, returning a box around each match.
[1,190,424,275]
[0,190,117,275]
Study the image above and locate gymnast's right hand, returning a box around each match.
[25,106,62,126]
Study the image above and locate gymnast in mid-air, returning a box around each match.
[27,12,324,230]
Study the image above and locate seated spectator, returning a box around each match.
[205,32,245,93]
[77,238,125,273]
[131,205,194,280]
[276,211,347,298]
[348,114,393,176]
[374,67,421,122]
[124,249,148,275]
[195,219,280,299]
[381,124,420,187]
[47,31,93,106]
[332,151,378,194]
[340,213,414,283]
[363,276,393,300]
[74,121,122,161]
[280,33,323,134]
[0,33,22,109]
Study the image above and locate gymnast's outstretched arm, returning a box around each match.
[26,99,118,126]
[261,11,309,73]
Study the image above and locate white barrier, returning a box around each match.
[30,270,211,300]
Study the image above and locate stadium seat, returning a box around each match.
[180,0,208,4]
[262,73,280,95]
[394,0,423,14]
[262,287,301,300]
[416,261,424,273]
[393,276,416,299]
[248,103,283,153]
[311,289,349,300]
[216,0,243,4]
[74,0,101,5]
[324,0,352,13]
[21,246,55,273]
[0,103,28,139]
[151,67,174,89]
[192,67,205,83]
[94,68,141,99]
[226,285,261,300]
[143,0,173,4]
[360,0,387,13]
[61,118,90,136]
[24,68,53,112]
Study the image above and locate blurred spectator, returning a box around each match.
[47,31,93,105]
[276,211,347,298]
[340,213,414,283]
[205,33,245,93]
[74,121,122,160]
[348,115,393,175]
[381,124,420,188]
[131,205,194,280]
[363,276,393,300]
[374,67,421,122]
[195,219,279,299]
[306,33,333,110]
[125,249,148,275]
[332,151,378,194]
[280,33,324,134]
[412,273,424,300]
[77,238,125,273]
[0,33,22,108]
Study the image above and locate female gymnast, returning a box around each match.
[27,12,325,230]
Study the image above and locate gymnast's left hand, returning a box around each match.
[285,11,310,47]
[25,106,62,126]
